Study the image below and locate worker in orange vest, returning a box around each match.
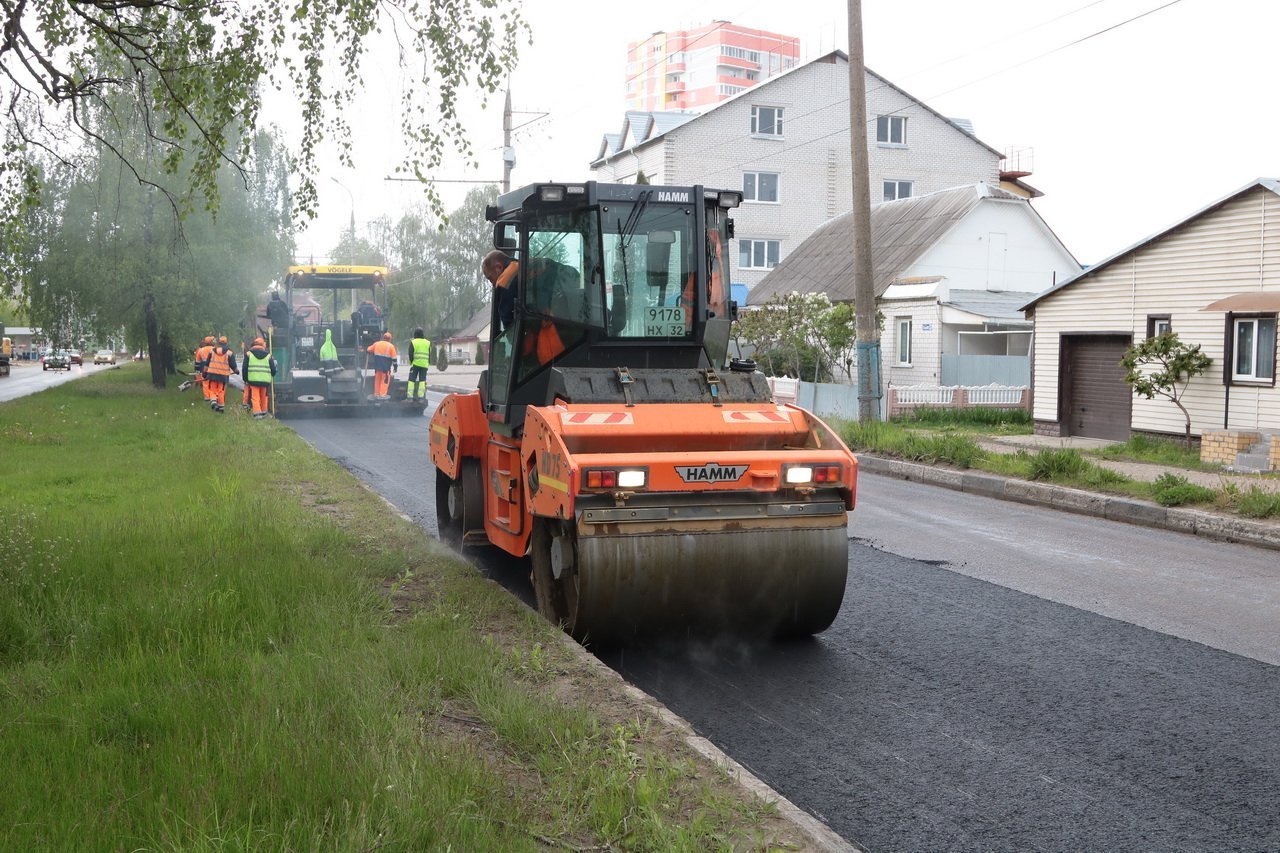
[482,251,566,367]
[194,335,215,403]
[204,335,238,412]
[366,331,397,400]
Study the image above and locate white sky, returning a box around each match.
[297,0,1278,268]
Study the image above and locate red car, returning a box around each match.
[68,350,83,365]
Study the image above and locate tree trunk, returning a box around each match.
[158,331,176,375]
[144,292,165,389]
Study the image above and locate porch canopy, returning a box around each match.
[1199,291,1280,312]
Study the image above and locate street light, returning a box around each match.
[330,176,355,263]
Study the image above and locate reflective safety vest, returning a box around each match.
[367,339,396,372]
[410,337,431,368]
[246,352,273,386]
[319,329,338,362]
[195,344,213,371]
[206,346,233,378]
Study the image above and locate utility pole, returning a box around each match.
[330,177,355,263]
[502,88,514,193]
[847,0,881,421]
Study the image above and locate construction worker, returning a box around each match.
[319,327,341,376]
[366,331,397,400]
[194,335,215,403]
[204,336,237,412]
[481,250,566,366]
[242,337,277,419]
[406,328,431,400]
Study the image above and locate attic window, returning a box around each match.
[876,115,907,146]
[751,106,783,137]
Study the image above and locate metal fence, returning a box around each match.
[768,376,874,421]
[941,354,1030,387]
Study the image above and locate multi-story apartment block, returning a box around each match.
[594,51,1007,293]
[625,22,800,112]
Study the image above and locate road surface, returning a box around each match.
[288,399,1280,851]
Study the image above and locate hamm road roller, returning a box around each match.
[429,181,858,642]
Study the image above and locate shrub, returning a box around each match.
[1150,473,1216,507]
[1026,448,1090,481]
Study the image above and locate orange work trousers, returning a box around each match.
[248,385,270,415]
[200,374,212,401]
[208,378,227,408]
[242,381,251,407]
[373,370,391,398]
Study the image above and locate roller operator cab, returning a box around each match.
[429,181,859,643]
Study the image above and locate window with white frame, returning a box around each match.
[1231,315,1277,383]
[739,239,780,270]
[876,115,907,145]
[751,105,783,136]
[743,171,780,203]
[883,180,912,202]
[896,317,913,365]
[1146,315,1172,338]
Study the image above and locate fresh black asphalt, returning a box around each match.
[290,410,1280,852]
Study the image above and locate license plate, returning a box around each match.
[299,336,314,347]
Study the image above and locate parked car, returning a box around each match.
[43,351,70,371]
[93,350,116,365]
[68,350,83,366]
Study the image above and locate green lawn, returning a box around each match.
[837,418,1280,517]
[0,367,797,851]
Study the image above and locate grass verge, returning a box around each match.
[0,367,799,851]
[838,419,1280,518]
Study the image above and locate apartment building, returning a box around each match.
[626,22,800,112]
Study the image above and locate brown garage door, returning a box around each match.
[1060,335,1132,440]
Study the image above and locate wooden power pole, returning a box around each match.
[847,0,882,421]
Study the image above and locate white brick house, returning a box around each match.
[591,51,1004,292]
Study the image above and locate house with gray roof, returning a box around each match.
[591,51,1018,294]
[1021,178,1280,462]
[751,183,1079,389]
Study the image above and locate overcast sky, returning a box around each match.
[297,0,1276,270]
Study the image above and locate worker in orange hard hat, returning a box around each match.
[366,331,398,400]
[242,336,277,419]
[194,335,215,404]
[203,335,237,412]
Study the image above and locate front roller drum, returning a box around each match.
[532,516,849,644]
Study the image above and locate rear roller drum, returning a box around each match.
[434,459,483,550]
[531,517,583,635]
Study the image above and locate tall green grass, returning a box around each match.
[0,368,787,851]
[1095,433,1211,469]
[894,406,1032,432]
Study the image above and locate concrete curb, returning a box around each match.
[858,455,1280,552]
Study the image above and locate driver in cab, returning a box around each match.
[481,249,570,365]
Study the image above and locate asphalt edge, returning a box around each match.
[857,455,1280,552]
